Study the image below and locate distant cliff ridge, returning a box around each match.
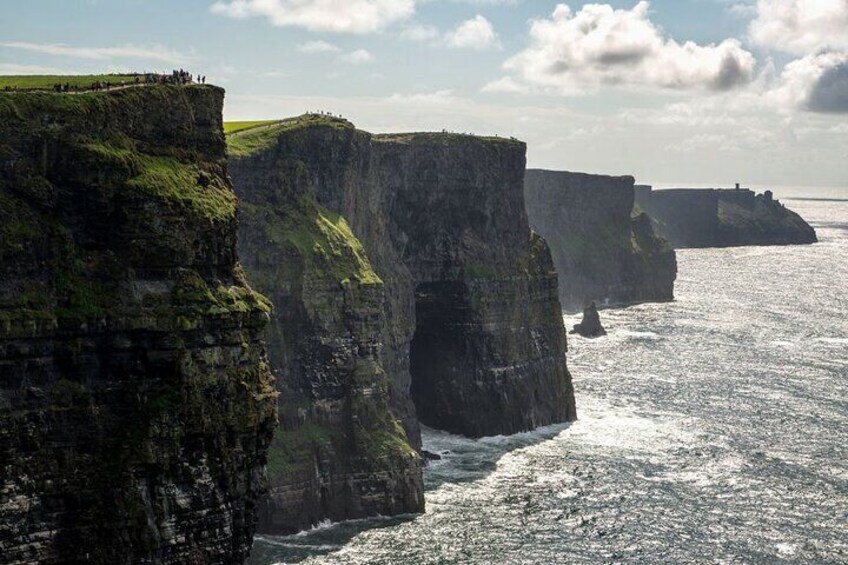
[525,170,677,312]
[634,186,818,248]
[228,116,576,534]
[0,86,276,563]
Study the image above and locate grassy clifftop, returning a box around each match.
[226,114,354,158]
[1,85,233,225]
[375,131,525,147]
[0,74,141,90]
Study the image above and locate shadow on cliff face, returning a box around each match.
[249,422,572,564]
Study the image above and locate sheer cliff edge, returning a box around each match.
[228,116,577,535]
[0,85,277,563]
[525,170,677,312]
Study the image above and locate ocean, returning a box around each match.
[251,197,848,564]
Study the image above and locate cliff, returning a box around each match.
[0,86,277,563]
[524,170,677,312]
[228,117,575,534]
[230,117,424,535]
[634,186,818,248]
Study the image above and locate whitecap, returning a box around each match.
[815,337,848,345]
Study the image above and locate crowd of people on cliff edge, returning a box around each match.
[50,70,207,92]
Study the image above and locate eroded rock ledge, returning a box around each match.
[0,86,277,563]
[228,116,576,534]
[524,170,677,312]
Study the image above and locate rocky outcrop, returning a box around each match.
[634,186,818,248]
[228,116,576,533]
[524,170,677,312]
[0,86,277,563]
[570,303,606,338]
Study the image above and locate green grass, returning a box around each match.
[261,197,383,286]
[82,142,238,222]
[226,114,353,158]
[0,74,141,91]
[223,120,279,135]
[374,131,524,147]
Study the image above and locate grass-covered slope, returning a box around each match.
[223,120,280,134]
[226,114,354,157]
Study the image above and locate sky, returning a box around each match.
[1,0,847,189]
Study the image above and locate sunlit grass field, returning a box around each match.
[0,74,141,91]
[223,121,279,135]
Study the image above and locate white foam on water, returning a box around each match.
[294,520,336,537]
[617,330,661,340]
[815,337,848,345]
[564,396,695,453]
[776,542,798,556]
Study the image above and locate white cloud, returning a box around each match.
[750,0,848,55]
[495,2,756,94]
[297,40,341,53]
[0,41,188,64]
[770,51,848,113]
[340,48,375,64]
[210,0,416,33]
[402,16,500,50]
[445,15,500,50]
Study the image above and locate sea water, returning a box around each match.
[251,197,848,564]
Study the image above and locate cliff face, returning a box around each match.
[0,86,277,563]
[371,135,575,438]
[524,170,677,312]
[228,117,575,533]
[634,186,818,248]
[229,118,425,536]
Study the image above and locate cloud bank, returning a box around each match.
[490,2,756,94]
[210,0,416,33]
[750,0,848,113]
[750,0,848,55]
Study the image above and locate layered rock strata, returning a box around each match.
[524,170,677,311]
[0,86,277,563]
[230,119,424,535]
[228,116,576,534]
[634,186,818,248]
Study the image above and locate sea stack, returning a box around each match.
[571,302,607,338]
